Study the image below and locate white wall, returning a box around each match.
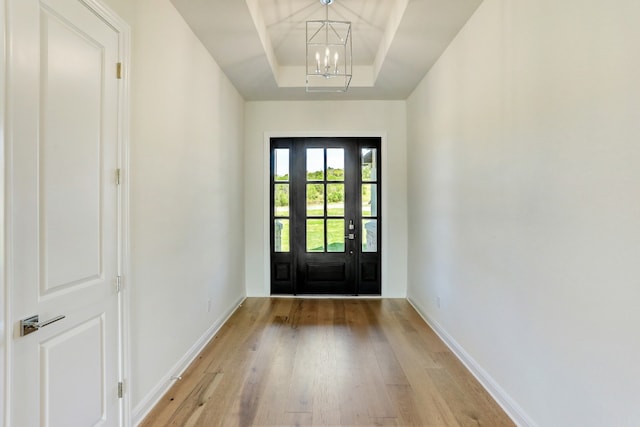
[244,101,407,297]
[407,0,640,426]
[121,0,246,421]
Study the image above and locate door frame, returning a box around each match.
[263,131,389,297]
[1,0,131,425]
[1,0,7,423]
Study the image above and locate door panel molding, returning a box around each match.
[39,5,106,294]
[41,315,105,426]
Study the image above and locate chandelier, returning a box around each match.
[306,0,352,92]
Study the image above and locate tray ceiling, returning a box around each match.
[170,0,483,100]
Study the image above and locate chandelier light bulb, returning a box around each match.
[324,47,330,71]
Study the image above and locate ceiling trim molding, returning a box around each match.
[245,0,280,82]
[373,0,409,81]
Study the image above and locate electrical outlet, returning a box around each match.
[436,296,441,309]
[207,299,212,312]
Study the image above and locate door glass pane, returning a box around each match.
[362,148,378,182]
[307,219,324,252]
[274,149,289,181]
[274,184,289,217]
[361,184,377,217]
[327,219,345,252]
[274,219,290,252]
[327,149,344,181]
[307,184,324,216]
[362,219,377,252]
[327,183,344,216]
[307,148,324,181]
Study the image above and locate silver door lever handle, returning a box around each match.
[20,314,66,336]
[345,233,355,240]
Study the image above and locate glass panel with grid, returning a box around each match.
[273,149,290,253]
[306,148,345,253]
[361,148,378,253]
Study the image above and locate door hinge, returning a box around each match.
[116,62,123,79]
[115,275,123,293]
[115,168,121,185]
[118,381,124,398]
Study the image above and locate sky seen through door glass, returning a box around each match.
[275,149,345,177]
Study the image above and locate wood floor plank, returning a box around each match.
[375,308,462,426]
[369,417,400,426]
[309,301,341,426]
[281,411,313,427]
[141,298,515,427]
[344,301,396,419]
[252,306,300,425]
[166,372,224,426]
[429,352,515,427]
[385,384,428,426]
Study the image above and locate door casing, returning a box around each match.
[1,0,7,423]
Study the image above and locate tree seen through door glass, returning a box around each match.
[327,183,344,216]
[274,184,289,216]
[327,149,344,181]
[307,184,324,217]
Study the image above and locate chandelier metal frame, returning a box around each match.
[305,0,352,92]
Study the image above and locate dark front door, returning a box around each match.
[270,137,381,295]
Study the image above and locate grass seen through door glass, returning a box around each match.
[274,163,346,252]
[274,205,345,253]
[307,205,345,252]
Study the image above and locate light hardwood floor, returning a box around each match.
[141,298,515,426]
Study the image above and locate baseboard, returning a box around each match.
[132,295,246,426]
[406,297,537,427]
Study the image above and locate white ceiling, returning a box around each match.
[170,0,483,101]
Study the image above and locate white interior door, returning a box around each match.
[7,0,122,425]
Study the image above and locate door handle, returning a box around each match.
[345,233,355,240]
[20,314,66,336]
